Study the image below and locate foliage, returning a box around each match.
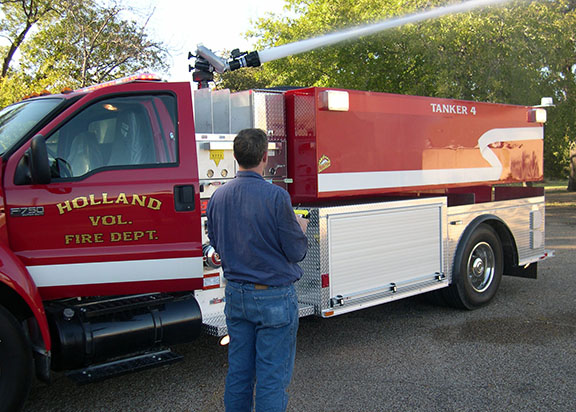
[0,0,168,107]
[0,0,58,77]
[219,0,576,181]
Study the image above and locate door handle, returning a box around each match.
[174,185,196,211]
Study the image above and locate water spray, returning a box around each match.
[189,0,514,88]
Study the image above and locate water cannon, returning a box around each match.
[189,45,261,88]
[228,49,261,72]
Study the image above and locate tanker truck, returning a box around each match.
[0,0,552,410]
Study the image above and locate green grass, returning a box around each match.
[540,180,569,192]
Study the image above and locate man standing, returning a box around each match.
[207,128,308,412]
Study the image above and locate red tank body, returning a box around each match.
[285,87,544,203]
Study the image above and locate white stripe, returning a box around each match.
[27,257,203,287]
[318,127,542,193]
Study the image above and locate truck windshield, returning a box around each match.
[0,98,63,155]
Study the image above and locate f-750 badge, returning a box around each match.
[10,207,45,217]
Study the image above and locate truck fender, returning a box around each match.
[453,214,518,279]
[0,243,51,352]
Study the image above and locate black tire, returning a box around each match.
[0,305,33,412]
[443,223,503,310]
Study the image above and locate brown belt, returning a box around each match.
[254,283,269,290]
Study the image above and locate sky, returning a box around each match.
[137,0,288,81]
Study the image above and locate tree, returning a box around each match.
[0,0,58,77]
[0,0,168,106]
[569,141,576,191]
[21,0,168,89]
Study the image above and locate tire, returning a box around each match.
[0,305,33,412]
[443,223,503,310]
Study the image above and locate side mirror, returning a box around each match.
[29,135,51,185]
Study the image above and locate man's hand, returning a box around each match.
[296,214,309,233]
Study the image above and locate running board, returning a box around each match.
[67,349,182,384]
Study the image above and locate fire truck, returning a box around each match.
[0,72,552,411]
[0,2,552,410]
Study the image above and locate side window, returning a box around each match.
[47,94,177,178]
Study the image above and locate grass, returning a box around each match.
[540,180,576,207]
[541,179,569,193]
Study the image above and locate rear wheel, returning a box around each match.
[443,224,503,309]
[0,305,33,412]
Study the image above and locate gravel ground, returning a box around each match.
[24,191,575,412]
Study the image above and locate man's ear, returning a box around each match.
[262,151,268,163]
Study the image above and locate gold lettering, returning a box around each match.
[116,192,129,205]
[89,215,129,226]
[102,215,116,225]
[64,233,106,245]
[146,230,157,240]
[57,201,72,215]
[132,194,147,207]
[89,194,102,206]
[147,198,162,210]
[107,230,158,242]
[72,196,88,209]
[102,192,113,204]
[58,193,163,214]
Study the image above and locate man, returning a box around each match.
[206,128,308,412]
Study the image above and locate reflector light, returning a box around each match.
[200,199,209,216]
[78,73,162,93]
[527,108,547,123]
[203,273,220,290]
[321,273,330,288]
[319,90,349,111]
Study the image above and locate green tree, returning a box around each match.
[0,0,58,77]
[0,0,168,106]
[21,0,168,89]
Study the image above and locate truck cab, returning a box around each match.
[0,77,206,412]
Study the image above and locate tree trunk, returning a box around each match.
[1,23,33,77]
[568,141,576,192]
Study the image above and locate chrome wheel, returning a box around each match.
[443,223,503,310]
[467,241,495,293]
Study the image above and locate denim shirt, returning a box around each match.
[207,171,308,286]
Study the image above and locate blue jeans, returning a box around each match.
[224,280,299,412]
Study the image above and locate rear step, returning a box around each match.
[67,349,182,384]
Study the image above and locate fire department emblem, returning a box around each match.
[318,155,331,172]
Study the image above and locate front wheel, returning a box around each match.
[443,223,503,310]
[0,305,33,412]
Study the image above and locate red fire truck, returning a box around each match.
[0,72,551,411]
[0,1,552,407]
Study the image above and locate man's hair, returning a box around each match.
[233,128,268,169]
